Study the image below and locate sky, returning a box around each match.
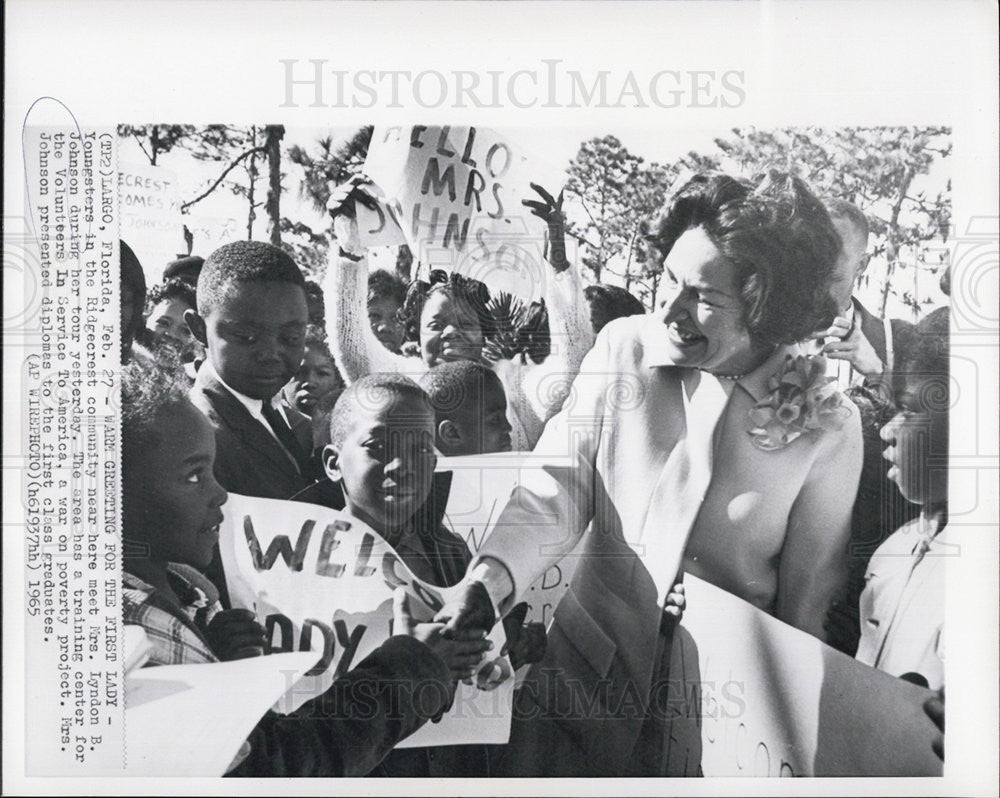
[118,124,949,320]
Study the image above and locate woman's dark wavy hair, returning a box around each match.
[647,170,841,348]
[401,269,496,343]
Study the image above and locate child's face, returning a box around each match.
[446,374,512,455]
[880,376,949,505]
[325,396,437,535]
[368,296,405,353]
[283,345,343,416]
[420,292,484,368]
[195,281,308,401]
[125,402,229,570]
[148,297,194,351]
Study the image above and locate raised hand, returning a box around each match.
[327,175,380,257]
[664,582,686,621]
[522,183,569,273]
[204,608,267,661]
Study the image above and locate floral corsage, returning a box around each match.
[748,354,848,451]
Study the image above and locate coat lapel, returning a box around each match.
[638,368,731,605]
[194,370,301,477]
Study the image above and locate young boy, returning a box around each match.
[367,269,408,354]
[291,374,539,776]
[186,241,315,502]
[419,361,513,456]
[121,355,482,777]
[855,307,950,691]
[281,325,345,420]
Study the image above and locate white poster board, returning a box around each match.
[124,650,321,776]
[361,125,550,301]
[667,574,943,777]
[217,493,513,748]
[117,161,184,282]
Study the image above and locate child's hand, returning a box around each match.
[522,183,569,273]
[205,609,267,661]
[394,588,492,681]
[505,623,547,670]
[664,583,686,622]
[924,688,944,762]
[327,175,378,257]
[500,602,546,670]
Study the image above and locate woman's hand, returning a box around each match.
[522,183,569,273]
[327,175,379,258]
[204,608,267,661]
[394,588,492,681]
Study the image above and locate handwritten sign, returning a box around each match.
[664,575,943,776]
[117,161,185,282]
[438,453,580,629]
[217,493,513,748]
[362,126,549,300]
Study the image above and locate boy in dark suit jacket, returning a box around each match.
[186,240,316,500]
[186,241,317,601]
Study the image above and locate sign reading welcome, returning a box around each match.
[218,493,513,748]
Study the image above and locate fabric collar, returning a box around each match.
[640,316,804,404]
[201,360,281,417]
[123,563,220,608]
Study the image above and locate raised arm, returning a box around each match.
[777,399,863,640]
[323,178,419,383]
[505,184,595,449]
[323,249,414,383]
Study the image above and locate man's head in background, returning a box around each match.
[880,307,950,506]
[826,199,871,314]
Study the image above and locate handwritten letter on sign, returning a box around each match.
[361,126,548,300]
[438,453,580,629]
[217,493,513,748]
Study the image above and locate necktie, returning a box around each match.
[261,401,310,476]
[638,368,733,606]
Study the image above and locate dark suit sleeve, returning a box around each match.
[228,635,455,778]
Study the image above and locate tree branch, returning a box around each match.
[180,146,268,212]
[133,133,154,165]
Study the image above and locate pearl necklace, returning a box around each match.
[713,370,748,381]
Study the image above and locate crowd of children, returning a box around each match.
[119,171,951,775]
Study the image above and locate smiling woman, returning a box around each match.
[438,169,864,777]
